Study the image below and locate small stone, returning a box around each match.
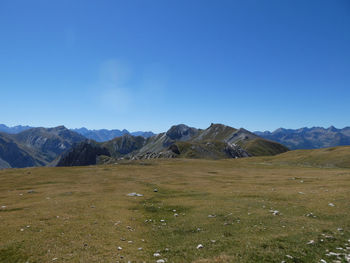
[27,190,35,193]
[127,192,143,197]
[1,206,6,209]
[117,246,122,250]
[153,189,158,192]
[320,260,327,263]
[153,252,161,257]
[328,203,335,207]
[196,244,204,249]
[286,255,293,259]
[208,214,216,218]
[270,210,280,215]
[156,260,165,263]
[138,247,142,250]
[174,213,178,217]
[307,240,315,245]
[52,258,58,261]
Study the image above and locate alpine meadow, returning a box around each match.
[1,1,350,262]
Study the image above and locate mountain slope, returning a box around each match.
[55,134,147,166]
[0,133,43,168]
[11,126,86,163]
[192,124,289,156]
[255,126,350,150]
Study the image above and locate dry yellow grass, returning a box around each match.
[0,158,349,262]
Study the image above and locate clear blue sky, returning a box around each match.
[1,0,349,133]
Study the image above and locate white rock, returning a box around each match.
[117,246,122,250]
[153,252,161,257]
[320,259,327,263]
[196,244,204,249]
[156,260,165,263]
[127,193,143,197]
[270,210,280,215]
[307,240,315,245]
[328,203,335,207]
[138,247,142,250]
[174,213,178,217]
[286,255,293,259]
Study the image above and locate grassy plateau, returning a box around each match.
[0,151,350,262]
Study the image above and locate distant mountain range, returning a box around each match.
[255,126,350,150]
[56,123,288,167]
[0,124,154,142]
[2,123,350,169]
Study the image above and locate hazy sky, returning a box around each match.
[1,0,349,133]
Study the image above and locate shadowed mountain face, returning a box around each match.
[56,140,110,167]
[255,126,350,150]
[56,123,289,166]
[0,126,86,168]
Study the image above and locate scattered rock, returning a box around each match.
[328,203,335,207]
[306,212,317,218]
[27,190,35,193]
[117,246,122,250]
[154,189,158,192]
[156,260,165,263]
[307,240,315,245]
[286,255,293,259]
[174,213,178,217]
[153,252,161,257]
[208,214,216,218]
